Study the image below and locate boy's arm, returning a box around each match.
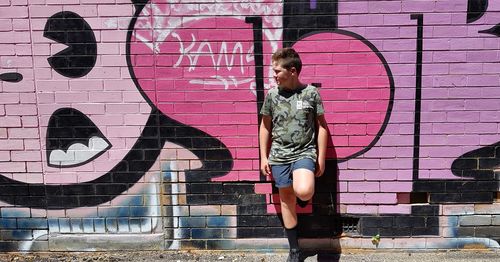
[259,115,272,176]
[316,114,328,177]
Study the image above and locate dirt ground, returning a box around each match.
[1,250,499,262]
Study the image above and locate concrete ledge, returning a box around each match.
[48,234,165,251]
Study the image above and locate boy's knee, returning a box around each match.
[295,187,314,201]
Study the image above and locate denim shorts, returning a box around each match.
[270,158,316,188]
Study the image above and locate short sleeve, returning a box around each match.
[260,92,273,116]
[314,89,325,116]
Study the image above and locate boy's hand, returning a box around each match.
[315,160,325,177]
[260,158,271,176]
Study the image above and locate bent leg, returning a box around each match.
[292,168,315,201]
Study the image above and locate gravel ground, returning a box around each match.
[0,250,499,262]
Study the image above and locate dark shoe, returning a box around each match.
[297,197,309,208]
[286,248,304,262]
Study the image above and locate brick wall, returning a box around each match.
[0,0,498,251]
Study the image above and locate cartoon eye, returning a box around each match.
[467,0,488,23]
[0,72,23,82]
[44,11,97,78]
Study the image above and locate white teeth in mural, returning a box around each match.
[49,136,110,166]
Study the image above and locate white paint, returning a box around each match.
[49,136,110,166]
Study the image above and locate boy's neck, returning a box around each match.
[281,80,305,91]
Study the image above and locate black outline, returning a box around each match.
[126,1,233,183]
[45,108,112,168]
[411,14,423,181]
[0,109,167,209]
[0,0,233,212]
[479,24,500,37]
[245,17,265,125]
[44,11,97,78]
[291,30,395,162]
[245,16,267,182]
[467,0,488,24]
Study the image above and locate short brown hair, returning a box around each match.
[272,47,302,74]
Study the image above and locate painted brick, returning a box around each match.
[346,205,378,214]
[0,218,17,229]
[207,216,236,227]
[339,193,364,204]
[378,204,411,214]
[348,182,380,192]
[0,230,33,240]
[475,203,500,215]
[191,228,223,239]
[254,183,272,194]
[190,205,221,216]
[442,205,475,215]
[0,162,25,172]
[459,215,492,226]
[364,193,397,204]
[380,182,412,193]
[179,217,205,228]
[0,0,499,253]
[221,205,237,216]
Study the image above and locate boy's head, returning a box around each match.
[272,47,302,74]
[271,48,303,89]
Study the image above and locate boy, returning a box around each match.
[259,48,328,261]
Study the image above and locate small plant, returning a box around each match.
[371,234,381,247]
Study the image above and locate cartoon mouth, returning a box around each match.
[46,108,111,168]
[0,109,168,209]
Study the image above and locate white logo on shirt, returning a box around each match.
[296,100,303,110]
[297,100,312,110]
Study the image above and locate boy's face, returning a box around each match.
[272,60,296,89]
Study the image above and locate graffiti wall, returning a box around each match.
[0,0,498,251]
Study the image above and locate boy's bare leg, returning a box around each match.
[292,168,315,201]
[279,186,298,228]
[279,168,315,228]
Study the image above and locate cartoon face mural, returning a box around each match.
[0,1,159,208]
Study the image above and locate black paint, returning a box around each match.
[0,72,23,82]
[467,0,488,23]
[245,16,265,119]
[479,24,500,37]
[46,108,111,168]
[411,14,424,181]
[131,0,148,8]
[283,0,337,46]
[44,11,97,78]
[158,114,233,182]
[126,3,234,184]
[245,16,266,182]
[413,142,500,204]
[0,110,167,209]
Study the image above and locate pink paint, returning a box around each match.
[254,183,273,194]
[293,32,391,159]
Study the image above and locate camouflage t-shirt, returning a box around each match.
[260,85,325,164]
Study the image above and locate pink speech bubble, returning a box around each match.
[293,32,393,159]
